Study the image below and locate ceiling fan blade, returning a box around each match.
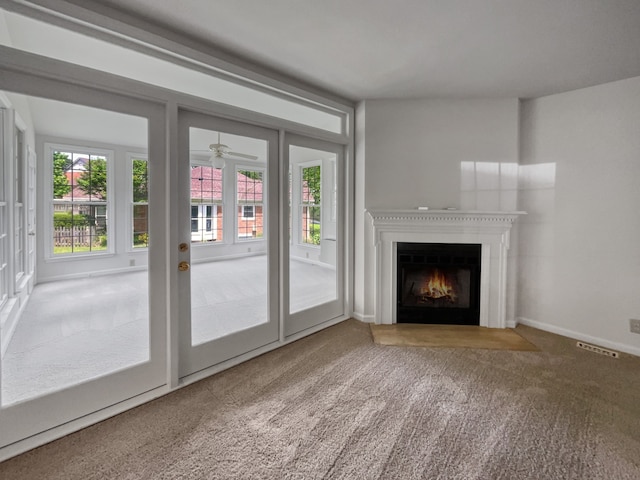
[227,151,259,160]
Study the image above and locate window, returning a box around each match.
[190,165,223,243]
[132,157,149,248]
[13,126,25,280]
[301,165,321,245]
[0,110,7,308]
[237,169,263,239]
[50,147,111,255]
[242,205,255,220]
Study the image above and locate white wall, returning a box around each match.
[354,98,520,320]
[363,98,519,209]
[518,76,640,355]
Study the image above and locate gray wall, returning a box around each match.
[354,98,520,321]
[518,76,640,354]
[354,78,640,355]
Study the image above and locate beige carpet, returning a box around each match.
[1,320,639,479]
[371,323,539,351]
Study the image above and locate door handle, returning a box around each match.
[178,261,190,272]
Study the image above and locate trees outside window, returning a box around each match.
[132,158,149,247]
[50,148,110,255]
[301,165,321,245]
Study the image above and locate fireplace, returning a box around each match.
[367,209,525,328]
[397,243,481,325]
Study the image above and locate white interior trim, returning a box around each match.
[367,209,525,328]
[517,317,640,357]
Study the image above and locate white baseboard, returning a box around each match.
[506,319,518,328]
[352,311,374,323]
[516,317,640,357]
[0,385,170,463]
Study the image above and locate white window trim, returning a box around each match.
[44,142,115,261]
[127,152,149,252]
[0,105,8,309]
[13,113,27,287]
[235,165,265,242]
[298,160,322,248]
[190,160,225,246]
[241,205,255,221]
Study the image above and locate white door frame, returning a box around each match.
[176,109,280,378]
[0,79,168,449]
[283,133,345,337]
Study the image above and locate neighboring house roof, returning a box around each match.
[59,164,267,203]
[59,157,106,202]
[61,171,102,202]
[190,166,263,202]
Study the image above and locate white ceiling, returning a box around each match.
[97,0,640,101]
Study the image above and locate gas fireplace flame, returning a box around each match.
[420,269,457,302]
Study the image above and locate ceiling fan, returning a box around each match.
[206,132,258,168]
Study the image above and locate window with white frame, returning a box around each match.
[237,168,263,239]
[0,110,7,308]
[301,164,321,245]
[241,205,255,220]
[131,156,149,248]
[13,125,25,281]
[50,146,112,256]
[190,165,223,243]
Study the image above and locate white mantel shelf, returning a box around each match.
[366,209,526,328]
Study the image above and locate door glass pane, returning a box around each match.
[1,95,149,406]
[188,128,268,344]
[289,146,338,313]
[132,157,149,248]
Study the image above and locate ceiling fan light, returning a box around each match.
[210,154,225,169]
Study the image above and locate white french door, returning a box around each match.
[177,110,279,377]
[0,87,167,449]
[284,134,344,336]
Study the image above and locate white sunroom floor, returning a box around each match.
[1,255,337,406]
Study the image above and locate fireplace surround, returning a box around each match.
[367,209,524,328]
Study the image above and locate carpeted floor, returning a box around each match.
[1,319,639,479]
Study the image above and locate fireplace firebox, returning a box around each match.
[397,243,481,325]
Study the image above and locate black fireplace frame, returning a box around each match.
[396,242,481,325]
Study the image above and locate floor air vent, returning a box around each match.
[576,341,619,358]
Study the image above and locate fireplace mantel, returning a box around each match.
[367,209,526,328]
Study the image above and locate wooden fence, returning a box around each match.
[53,226,96,247]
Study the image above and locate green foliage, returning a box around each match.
[309,223,321,245]
[77,158,107,200]
[133,232,149,247]
[238,170,262,181]
[132,159,148,202]
[302,165,321,205]
[53,152,72,199]
[53,211,89,228]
